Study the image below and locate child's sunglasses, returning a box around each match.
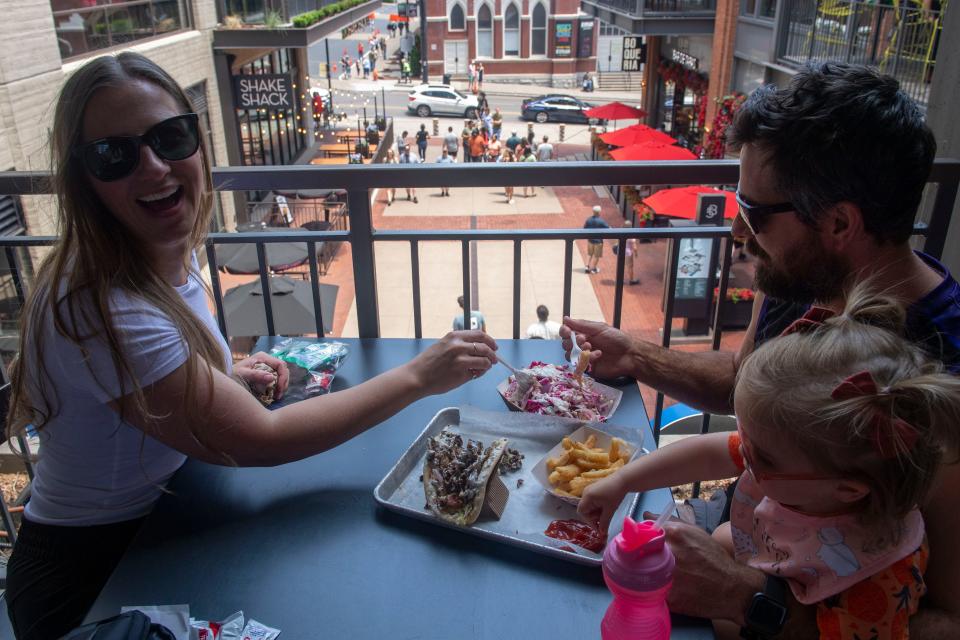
[73,113,200,182]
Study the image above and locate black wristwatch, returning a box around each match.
[740,575,789,639]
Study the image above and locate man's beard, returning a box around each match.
[747,236,850,305]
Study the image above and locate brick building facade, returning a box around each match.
[423,0,597,87]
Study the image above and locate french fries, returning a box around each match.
[545,434,631,497]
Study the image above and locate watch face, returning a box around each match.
[748,594,788,635]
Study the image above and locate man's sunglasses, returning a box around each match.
[74,113,200,182]
[735,188,795,236]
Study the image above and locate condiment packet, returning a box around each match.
[240,619,281,640]
[304,370,336,395]
[189,611,244,640]
[121,605,190,640]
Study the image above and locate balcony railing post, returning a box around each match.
[348,187,380,338]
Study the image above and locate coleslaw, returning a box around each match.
[504,361,613,422]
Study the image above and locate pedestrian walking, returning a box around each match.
[621,220,640,284]
[583,205,609,273]
[486,135,501,162]
[444,126,460,160]
[468,61,476,93]
[477,91,489,117]
[341,52,351,78]
[491,108,502,140]
[415,124,429,161]
[500,150,515,204]
[384,148,398,205]
[521,147,536,197]
[436,148,454,196]
[505,130,522,153]
[477,62,484,88]
[398,145,420,203]
[397,130,408,155]
[460,122,473,160]
[526,305,561,340]
[537,135,554,162]
[401,57,411,83]
[362,56,371,78]
[453,295,486,332]
[355,58,361,77]
[469,129,485,163]
[358,42,364,58]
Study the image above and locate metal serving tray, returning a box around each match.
[373,406,647,567]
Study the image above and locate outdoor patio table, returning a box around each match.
[85,338,714,639]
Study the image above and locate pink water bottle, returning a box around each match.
[601,516,675,640]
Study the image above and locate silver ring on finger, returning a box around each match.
[472,342,478,355]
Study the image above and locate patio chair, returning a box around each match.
[880,0,944,81]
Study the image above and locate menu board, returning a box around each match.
[674,237,711,300]
[555,22,572,57]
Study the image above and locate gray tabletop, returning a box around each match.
[87,338,713,639]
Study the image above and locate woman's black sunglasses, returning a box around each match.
[734,188,795,236]
[74,113,200,182]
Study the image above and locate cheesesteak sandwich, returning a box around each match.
[423,428,508,526]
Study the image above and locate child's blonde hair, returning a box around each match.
[735,282,960,536]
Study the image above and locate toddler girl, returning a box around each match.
[579,285,960,639]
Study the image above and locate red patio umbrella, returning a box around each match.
[583,101,646,121]
[642,186,737,220]
[609,143,698,161]
[600,125,675,148]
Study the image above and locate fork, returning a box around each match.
[497,355,537,389]
[567,329,584,368]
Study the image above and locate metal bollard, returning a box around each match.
[433,118,439,136]
[559,124,565,142]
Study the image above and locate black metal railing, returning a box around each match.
[777,0,943,106]
[585,0,715,15]
[1,160,957,448]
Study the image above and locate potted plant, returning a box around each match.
[714,287,755,329]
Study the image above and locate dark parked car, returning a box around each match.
[521,95,597,124]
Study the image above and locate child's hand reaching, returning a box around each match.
[578,473,628,533]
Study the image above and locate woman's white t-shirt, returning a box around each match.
[24,255,231,526]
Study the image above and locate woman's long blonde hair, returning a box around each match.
[6,52,226,453]
[736,282,960,539]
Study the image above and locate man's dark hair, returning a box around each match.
[457,295,464,308]
[729,62,935,245]
[536,305,549,321]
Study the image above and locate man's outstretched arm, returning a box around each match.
[562,294,764,416]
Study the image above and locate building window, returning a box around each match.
[504,4,520,56]
[531,2,547,56]
[449,3,466,30]
[740,0,775,19]
[477,4,493,58]
[50,0,191,61]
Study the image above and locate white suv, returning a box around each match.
[407,85,479,118]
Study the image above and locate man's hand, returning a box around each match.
[560,318,637,380]
[640,515,762,622]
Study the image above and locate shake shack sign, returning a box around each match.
[233,74,295,109]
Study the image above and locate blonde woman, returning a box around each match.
[499,149,515,204]
[4,52,497,639]
[384,147,398,205]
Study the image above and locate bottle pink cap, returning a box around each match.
[602,517,675,591]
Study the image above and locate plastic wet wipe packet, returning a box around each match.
[269,338,349,373]
[269,339,349,397]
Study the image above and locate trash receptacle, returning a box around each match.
[442,73,452,85]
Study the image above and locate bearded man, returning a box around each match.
[562,62,960,638]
